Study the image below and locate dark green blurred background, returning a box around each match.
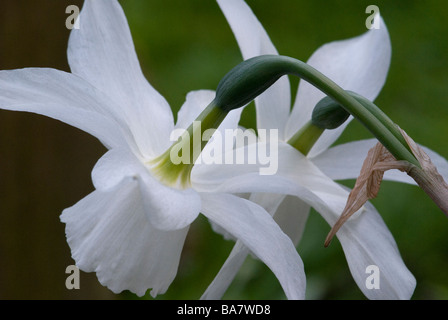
[0,0,447,299]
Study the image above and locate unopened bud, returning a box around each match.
[311,96,350,129]
[214,55,293,112]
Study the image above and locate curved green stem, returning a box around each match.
[215,55,420,167]
[348,91,411,156]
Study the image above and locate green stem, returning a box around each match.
[215,55,420,167]
[287,121,324,155]
[283,58,419,167]
[348,91,411,156]
[189,101,228,161]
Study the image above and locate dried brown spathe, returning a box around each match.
[325,128,448,247]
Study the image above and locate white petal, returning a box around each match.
[175,90,217,131]
[205,194,287,290]
[217,0,290,138]
[92,147,201,231]
[0,68,131,149]
[202,193,310,300]
[285,17,391,156]
[60,179,188,297]
[200,193,306,299]
[68,0,174,157]
[272,195,311,247]
[337,200,416,299]
[249,193,310,247]
[312,139,376,180]
[190,142,314,195]
[138,173,201,231]
[92,147,144,191]
[249,193,286,217]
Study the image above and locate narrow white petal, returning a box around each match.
[285,17,391,156]
[201,193,306,299]
[272,195,311,247]
[68,0,174,157]
[217,0,290,138]
[175,90,217,131]
[206,191,287,242]
[202,193,287,298]
[0,68,131,150]
[312,139,377,180]
[202,193,310,300]
[60,179,188,297]
[249,193,310,246]
[337,200,416,299]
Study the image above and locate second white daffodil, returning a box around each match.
[200,0,448,300]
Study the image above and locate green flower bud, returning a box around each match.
[311,96,350,129]
[215,55,292,112]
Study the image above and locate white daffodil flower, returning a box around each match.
[0,0,306,299]
[197,0,448,300]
